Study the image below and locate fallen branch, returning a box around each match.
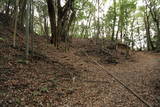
[83,51,152,107]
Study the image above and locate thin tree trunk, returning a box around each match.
[130,17,135,50]
[5,0,11,15]
[155,21,160,49]
[116,17,120,40]
[97,0,100,39]
[13,0,19,48]
[120,29,123,42]
[44,17,48,36]
[144,5,154,51]
[25,0,30,59]
[30,0,34,33]
[137,24,142,50]
[19,0,27,30]
[30,0,34,55]
[111,0,116,41]
[85,12,92,37]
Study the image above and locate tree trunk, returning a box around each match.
[111,0,116,41]
[96,0,100,39]
[5,0,11,15]
[30,0,34,33]
[13,0,19,48]
[25,0,30,59]
[44,17,49,36]
[30,0,34,55]
[144,16,150,51]
[155,21,160,50]
[146,0,160,50]
[144,4,154,51]
[144,15,154,51]
[46,0,57,46]
[46,0,75,48]
[116,17,120,40]
[19,0,27,30]
[85,12,92,38]
[130,17,135,50]
[120,29,123,42]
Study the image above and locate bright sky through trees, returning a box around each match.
[104,0,144,12]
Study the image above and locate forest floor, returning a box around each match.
[0,26,160,107]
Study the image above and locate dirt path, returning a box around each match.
[98,52,160,107]
[41,40,160,107]
[104,52,160,107]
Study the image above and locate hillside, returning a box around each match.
[0,21,160,107]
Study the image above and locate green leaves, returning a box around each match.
[0,37,4,41]
[32,86,49,96]
[32,91,41,96]
[39,87,49,93]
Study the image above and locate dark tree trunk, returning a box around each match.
[46,0,57,45]
[146,0,160,50]
[111,0,116,41]
[19,0,27,30]
[5,0,11,15]
[120,29,123,42]
[155,21,160,49]
[144,15,154,51]
[46,0,75,47]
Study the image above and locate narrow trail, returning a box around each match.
[40,40,160,107]
[104,52,160,106]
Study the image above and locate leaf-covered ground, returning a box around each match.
[0,27,160,107]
